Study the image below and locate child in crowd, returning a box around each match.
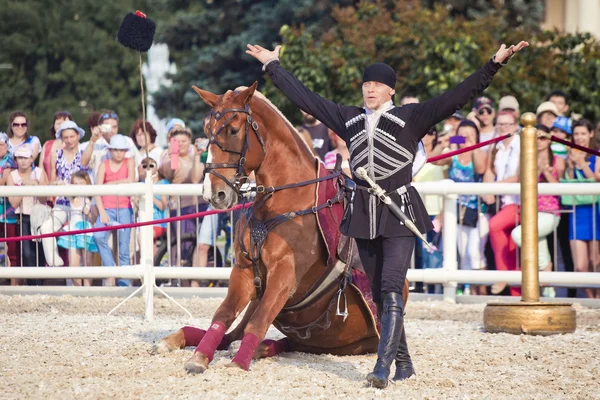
[56,171,98,286]
[6,145,48,284]
[93,135,135,287]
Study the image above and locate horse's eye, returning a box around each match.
[230,127,240,136]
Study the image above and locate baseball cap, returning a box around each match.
[473,96,494,112]
[551,116,572,135]
[499,95,519,111]
[56,120,85,140]
[0,132,8,144]
[108,134,129,150]
[536,101,559,117]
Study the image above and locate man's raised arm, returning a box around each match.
[247,44,349,138]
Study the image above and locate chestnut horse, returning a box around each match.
[153,83,408,373]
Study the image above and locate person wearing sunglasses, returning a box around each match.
[6,111,41,162]
[136,156,168,254]
[472,97,496,151]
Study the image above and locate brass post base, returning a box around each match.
[484,302,576,335]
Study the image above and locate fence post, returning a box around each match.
[141,176,156,321]
[442,182,458,303]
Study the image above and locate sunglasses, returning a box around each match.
[477,108,493,115]
[101,112,118,120]
[12,123,27,128]
[426,131,437,136]
[141,164,157,169]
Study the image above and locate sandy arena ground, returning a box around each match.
[1,295,599,399]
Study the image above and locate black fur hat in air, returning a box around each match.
[117,10,156,52]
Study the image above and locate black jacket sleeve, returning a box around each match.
[265,60,350,139]
[409,58,503,139]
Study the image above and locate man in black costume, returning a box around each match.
[247,40,528,388]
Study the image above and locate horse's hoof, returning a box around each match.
[225,361,246,370]
[184,353,209,375]
[228,340,242,356]
[149,340,173,355]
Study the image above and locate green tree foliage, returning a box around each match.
[0,0,159,141]
[267,1,600,123]
[152,0,355,133]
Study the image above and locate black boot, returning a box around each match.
[392,325,415,381]
[366,292,404,389]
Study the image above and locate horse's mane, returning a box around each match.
[234,86,314,156]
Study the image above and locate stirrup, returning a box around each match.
[335,288,348,321]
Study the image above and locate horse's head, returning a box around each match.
[193,82,265,209]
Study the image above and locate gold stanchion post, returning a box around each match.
[483,112,576,335]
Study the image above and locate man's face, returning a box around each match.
[362,81,394,111]
[549,95,569,116]
[301,110,317,125]
[476,107,495,127]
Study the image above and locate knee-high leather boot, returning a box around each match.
[366,292,404,389]
[392,324,415,381]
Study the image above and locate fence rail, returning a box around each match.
[2,180,600,319]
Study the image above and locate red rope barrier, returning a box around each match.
[426,133,512,163]
[0,203,252,244]
[549,135,600,158]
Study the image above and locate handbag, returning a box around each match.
[458,204,479,227]
[560,169,598,206]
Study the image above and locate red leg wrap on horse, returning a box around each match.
[261,338,290,357]
[181,326,206,347]
[231,333,260,371]
[195,321,226,362]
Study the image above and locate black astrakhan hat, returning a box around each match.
[117,10,156,52]
[362,63,396,89]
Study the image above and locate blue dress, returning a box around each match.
[569,155,600,241]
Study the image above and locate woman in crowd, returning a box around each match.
[130,120,164,163]
[7,145,47,283]
[484,112,521,296]
[38,120,90,267]
[0,132,18,269]
[566,119,600,298]
[159,127,206,277]
[38,111,73,178]
[7,111,41,161]
[511,125,564,297]
[413,126,445,293]
[93,135,135,287]
[437,120,488,295]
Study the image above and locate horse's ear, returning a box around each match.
[235,81,258,106]
[192,85,219,107]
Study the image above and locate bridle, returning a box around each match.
[203,103,266,194]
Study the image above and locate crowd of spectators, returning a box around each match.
[1,89,599,298]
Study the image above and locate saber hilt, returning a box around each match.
[355,167,437,251]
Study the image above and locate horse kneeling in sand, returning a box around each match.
[152,84,408,373]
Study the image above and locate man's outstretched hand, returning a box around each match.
[495,41,529,64]
[246,44,281,64]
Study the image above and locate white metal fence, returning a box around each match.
[1,181,600,320]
